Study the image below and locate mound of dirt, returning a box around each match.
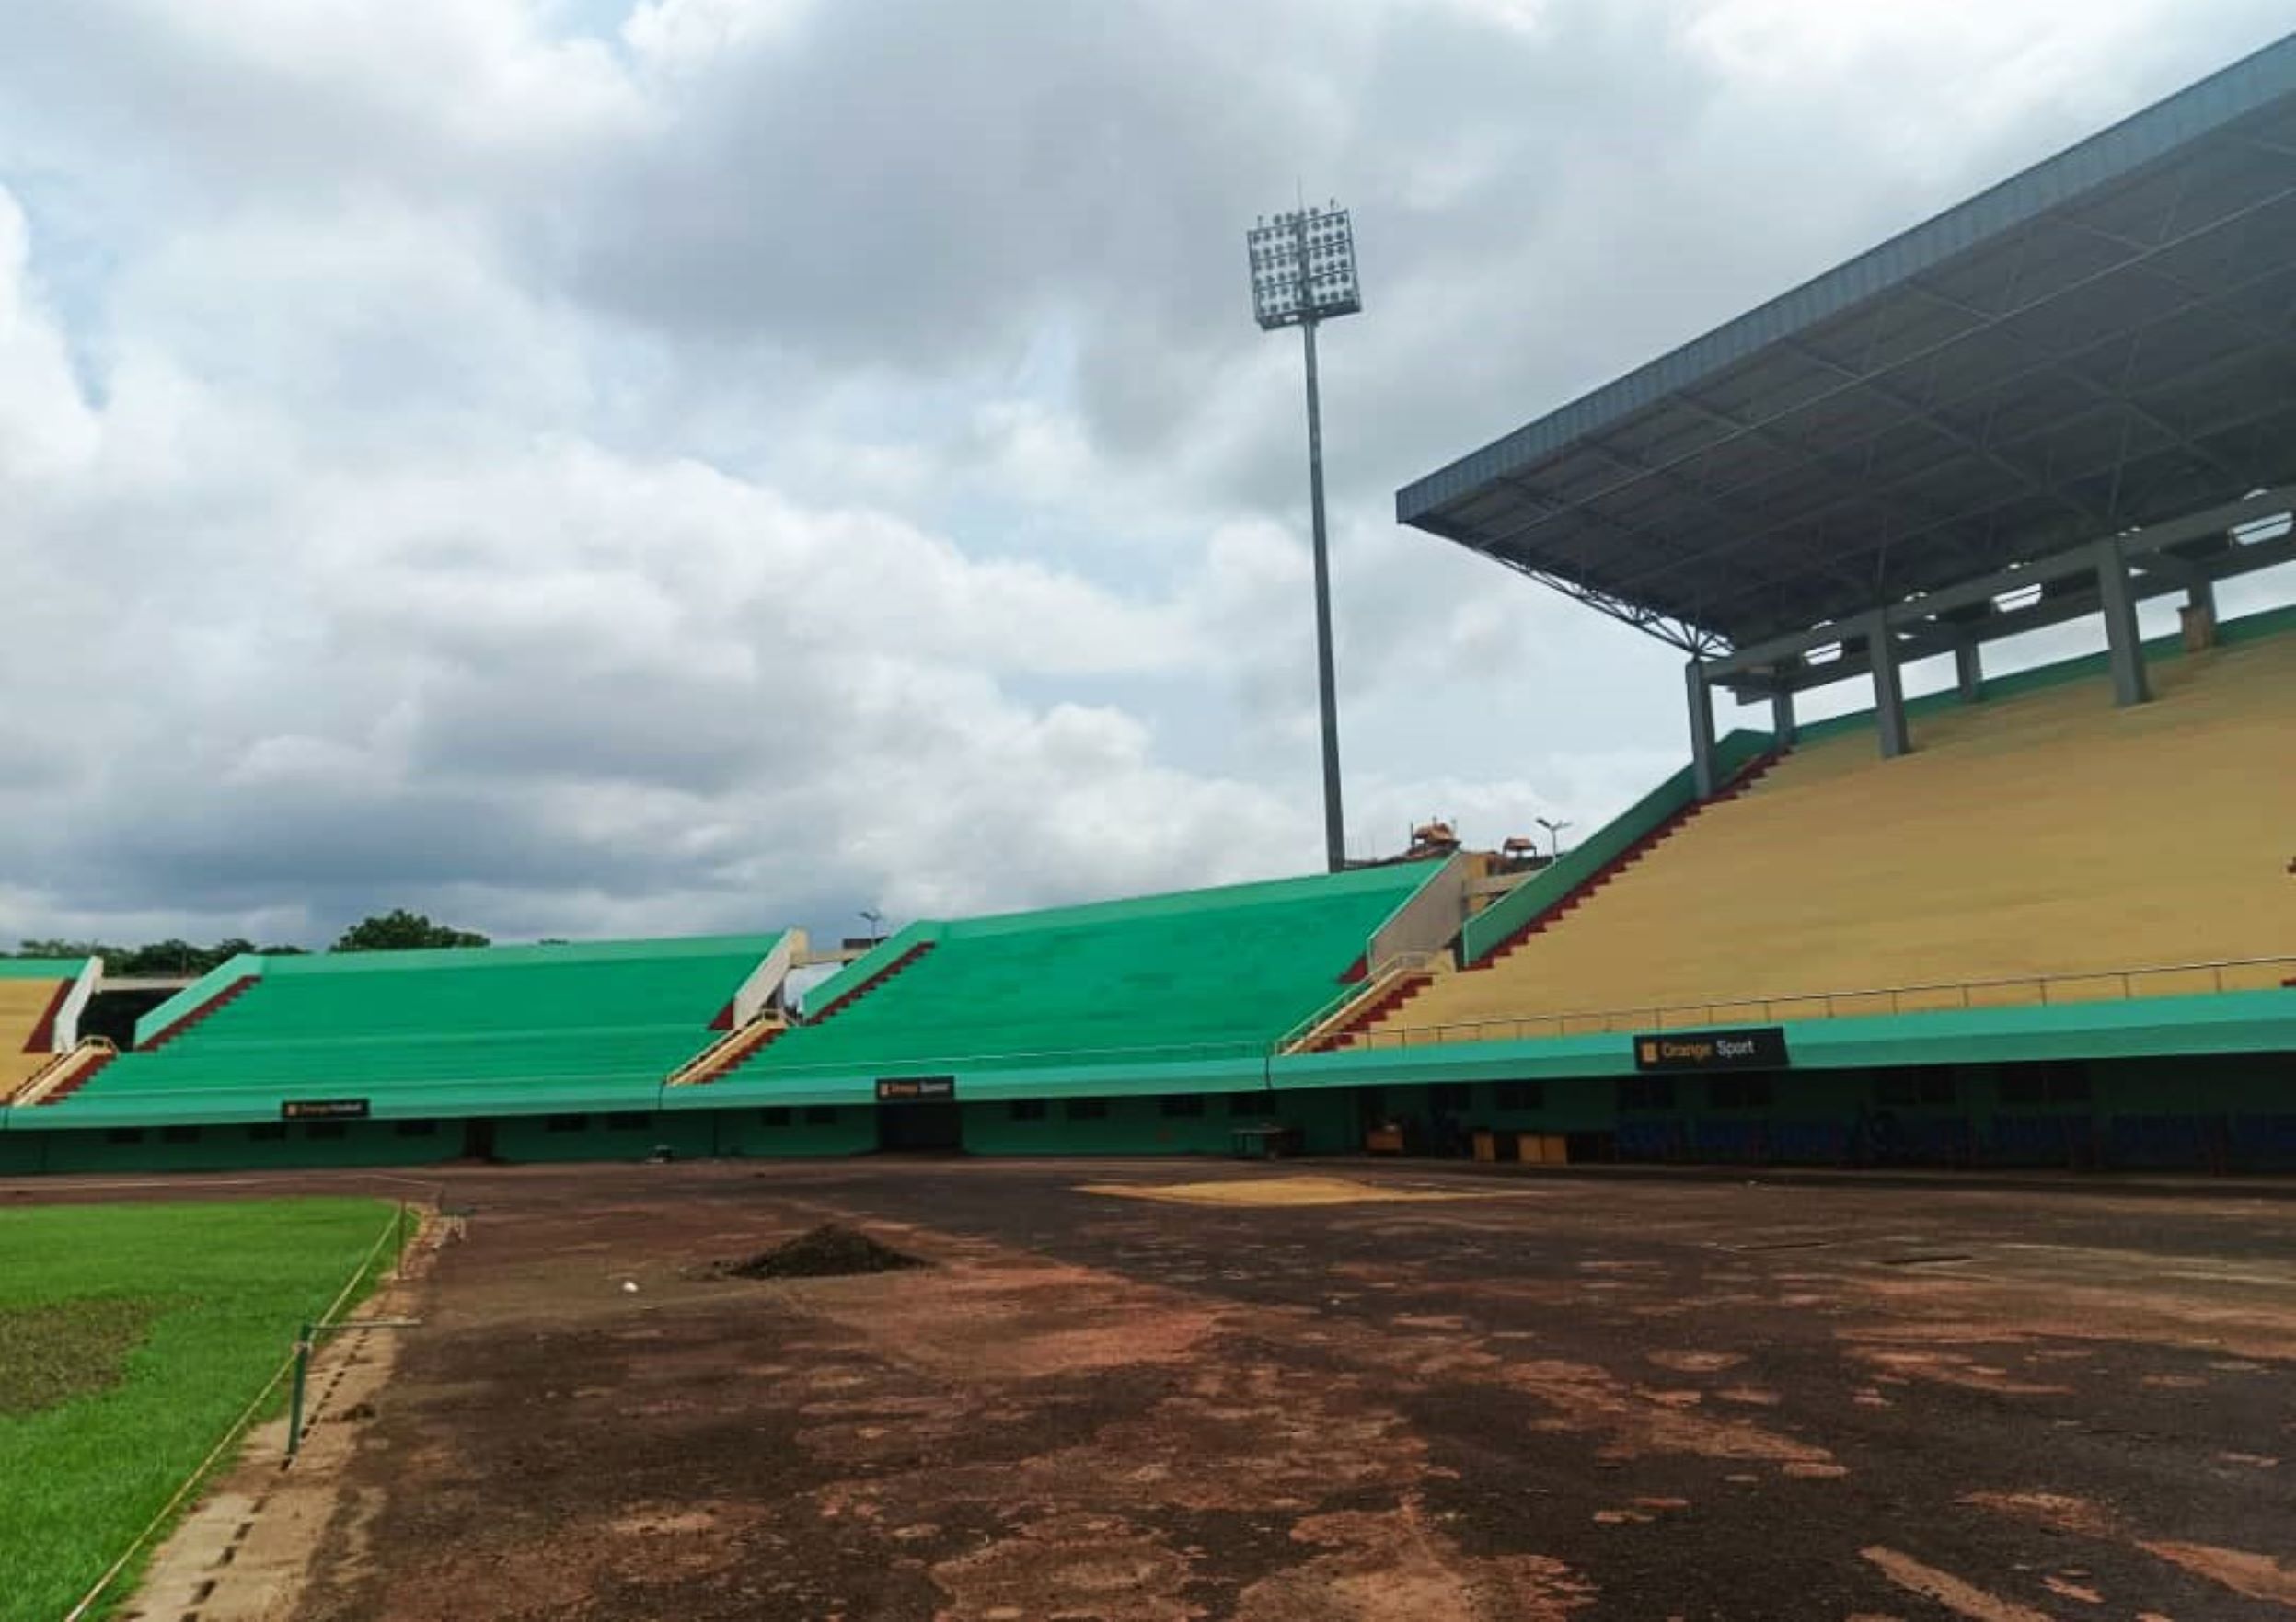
[715,1223,928,1280]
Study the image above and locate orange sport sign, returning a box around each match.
[280,1097,370,1121]
[874,1076,956,1102]
[1631,1029,1788,1073]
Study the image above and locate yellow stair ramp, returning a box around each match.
[1366,634,2296,1042]
[665,1017,790,1086]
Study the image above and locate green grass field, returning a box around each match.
[0,1197,397,1622]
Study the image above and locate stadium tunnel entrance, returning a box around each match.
[876,1099,963,1154]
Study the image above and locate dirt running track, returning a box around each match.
[63,1160,2296,1619]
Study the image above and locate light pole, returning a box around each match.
[1247,200,1361,874]
[1536,817,1574,861]
[858,908,884,946]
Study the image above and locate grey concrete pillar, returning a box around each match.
[1870,613,1909,760]
[1770,686,1797,747]
[2181,577,2219,653]
[2095,536,2151,707]
[1954,639,1984,703]
[1685,659,1717,799]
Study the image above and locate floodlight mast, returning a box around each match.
[1247,201,1361,873]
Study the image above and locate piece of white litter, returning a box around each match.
[621,1281,640,1293]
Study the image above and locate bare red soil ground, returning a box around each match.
[25,1159,2296,1620]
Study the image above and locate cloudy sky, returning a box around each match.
[1,0,2289,949]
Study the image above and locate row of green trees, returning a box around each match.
[7,910,492,975]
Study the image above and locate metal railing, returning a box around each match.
[1341,952,2296,1051]
[6,1036,116,1106]
[1274,950,1445,1053]
[697,1034,1275,1086]
[664,1018,787,1087]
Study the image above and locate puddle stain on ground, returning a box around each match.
[929,1513,1196,1622]
[1860,1546,2054,1622]
[1842,1343,2071,1398]
[1962,1490,2296,1606]
[1645,1350,1744,1373]
[1231,1502,1594,1622]
[1078,1177,1529,1209]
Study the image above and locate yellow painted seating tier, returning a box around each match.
[1367,633,2296,1043]
[0,979,70,1090]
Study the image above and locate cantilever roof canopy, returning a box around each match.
[1399,33,2296,657]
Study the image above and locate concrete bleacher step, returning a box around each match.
[803,941,937,1025]
[32,1045,116,1106]
[46,936,790,1116]
[1483,747,1786,966]
[676,1019,790,1087]
[709,864,1456,1084]
[1310,971,1434,1052]
[1351,628,2296,1039]
[142,975,259,1050]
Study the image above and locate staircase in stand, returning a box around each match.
[1482,748,1787,966]
[669,1019,790,1087]
[806,941,935,1023]
[21,1040,119,1107]
[143,975,259,1050]
[1309,970,1436,1053]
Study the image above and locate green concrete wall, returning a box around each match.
[1249,1056,2295,1170]
[709,1105,875,1158]
[16,1119,464,1175]
[490,1110,720,1164]
[959,1093,1268,1156]
[1276,990,2296,1092]
[5,994,2289,1174]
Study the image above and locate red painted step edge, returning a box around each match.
[687,1022,789,1087]
[1310,971,1434,1053]
[22,976,73,1053]
[36,1049,114,1106]
[141,975,258,1051]
[1481,749,1786,968]
[806,941,935,1024]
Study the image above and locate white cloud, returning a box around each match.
[623,0,816,72]
[0,190,99,482]
[0,0,2288,949]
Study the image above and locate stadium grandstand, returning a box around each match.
[670,863,1443,1151]
[1332,615,2295,1047]
[2,938,790,1169]
[0,34,2290,1178]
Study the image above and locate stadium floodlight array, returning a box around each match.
[1245,201,1362,873]
[1245,205,1362,329]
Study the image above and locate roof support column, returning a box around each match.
[2181,578,2218,652]
[1769,686,1797,748]
[2095,536,2151,707]
[1954,639,1984,703]
[1685,658,1717,799]
[1869,613,1909,760]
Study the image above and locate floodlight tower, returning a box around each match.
[1246,201,1361,873]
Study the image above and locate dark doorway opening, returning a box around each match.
[876,1101,963,1153]
[462,1118,499,1162]
[1354,1086,1385,1132]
